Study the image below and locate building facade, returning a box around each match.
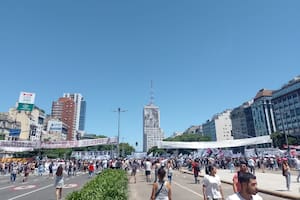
[231,101,256,139]
[272,76,300,139]
[8,106,45,141]
[251,89,276,137]
[143,104,164,152]
[203,110,233,141]
[51,97,75,140]
[0,112,21,140]
[45,119,68,141]
[63,93,86,132]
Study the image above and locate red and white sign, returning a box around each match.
[13,185,36,190]
[19,92,36,104]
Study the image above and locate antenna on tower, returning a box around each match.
[150,80,154,105]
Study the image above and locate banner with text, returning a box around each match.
[0,137,118,152]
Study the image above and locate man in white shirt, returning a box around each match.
[226,172,263,200]
[145,158,152,182]
[247,158,255,175]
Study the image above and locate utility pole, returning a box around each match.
[114,107,127,158]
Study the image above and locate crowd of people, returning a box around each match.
[127,154,300,200]
[0,154,299,200]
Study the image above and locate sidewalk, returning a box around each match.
[181,168,300,200]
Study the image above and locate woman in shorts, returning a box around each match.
[54,164,64,200]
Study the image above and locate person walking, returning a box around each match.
[247,158,255,175]
[10,163,18,183]
[38,163,44,176]
[233,160,248,193]
[48,161,54,179]
[88,162,95,177]
[150,167,172,200]
[167,160,173,184]
[295,155,300,183]
[282,159,291,191]
[192,159,200,184]
[226,172,263,200]
[22,163,30,182]
[54,164,64,200]
[202,164,224,200]
[130,160,138,184]
[145,158,152,182]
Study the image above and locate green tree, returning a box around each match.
[147,146,166,156]
[119,143,135,157]
[164,133,211,142]
[271,132,298,148]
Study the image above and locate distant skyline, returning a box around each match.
[1,1,300,151]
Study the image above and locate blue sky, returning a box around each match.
[0,1,299,151]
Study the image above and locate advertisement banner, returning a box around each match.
[47,121,63,132]
[0,140,38,148]
[0,137,118,152]
[9,129,21,137]
[17,103,34,111]
[18,92,36,104]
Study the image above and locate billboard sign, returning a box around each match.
[17,103,34,111]
[19,92,36,104]
[9,129,21,137]
[17,92,35,111]
[48,120,63,132]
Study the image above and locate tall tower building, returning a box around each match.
[143,82,164,152]
[143,104,164,152]
[63,93,86,132]
[52,97,75,140]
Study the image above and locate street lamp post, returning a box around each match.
[114,107,127,158]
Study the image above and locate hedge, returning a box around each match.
[66,169,128,200]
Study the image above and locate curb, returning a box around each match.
[180,170,299,200]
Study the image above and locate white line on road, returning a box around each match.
[0,185,14,190]
[7,184,53,200]
[173,181,203,198]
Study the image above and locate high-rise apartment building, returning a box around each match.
[51,97,75,140]
[231,101,256,139]
[143,104,164,152]
[63,93,86,131]
[251,89,276,137]
[272,76,300,138]
[202,110,233,141]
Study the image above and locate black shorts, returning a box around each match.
[145,170,151,176]
[131,170,137,176]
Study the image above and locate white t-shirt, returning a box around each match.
[203,174,222,199]
[226,193,263,200]
[145,161,152,171]
[248,159,255,167]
